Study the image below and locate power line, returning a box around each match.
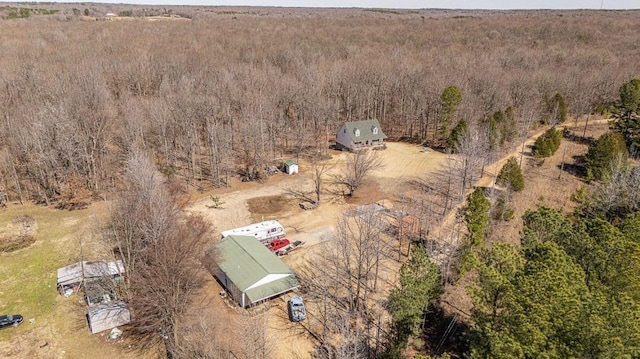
[436,312,458,353]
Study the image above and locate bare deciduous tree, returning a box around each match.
[174,312,235,359]
[300,208,391,358]
[456,127,490,197]
[332,150,384,197]
[0,13,638,203]
[237,311,274,359]
[104,150,214,358]
[587,156,640,219]
[310,160,333,205]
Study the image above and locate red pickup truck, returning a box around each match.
[266,238,290,252]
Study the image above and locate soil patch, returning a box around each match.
[247,194,290,214]
[247,195,297,222]
[345,181,387,205]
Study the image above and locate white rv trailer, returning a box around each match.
[220,220,285,242]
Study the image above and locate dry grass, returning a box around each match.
[0,204,152,359]
[0,234,36,253]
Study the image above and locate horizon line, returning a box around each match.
[0,0,638,10]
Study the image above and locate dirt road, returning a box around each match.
[433,118,611,239]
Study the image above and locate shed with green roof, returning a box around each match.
[336,119,387,151]
[284,160,299,174]
[213,235,299,307]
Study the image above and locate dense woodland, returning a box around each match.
[0,8,639,205]
[2,6,640,359]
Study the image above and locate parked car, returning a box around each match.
[288,296,306,322]
[0,314,23,329]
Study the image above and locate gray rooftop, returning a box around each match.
[344,119,387,142]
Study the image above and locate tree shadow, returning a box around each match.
[520,144,535,157]
[284,187,316,204]
[563,129,594,145]
[406,177,455,220]
[422,304,469,357]
[557,154,587,178]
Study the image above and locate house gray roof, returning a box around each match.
[216,235,298,300]
[343,119,387,142]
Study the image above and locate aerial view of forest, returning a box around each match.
[0,4,639,359]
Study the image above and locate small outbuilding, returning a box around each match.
[57,260,125,294]
[284,160,299,175]
[336,119,387,151]
[87,302,131,334]
[213,235,299,308]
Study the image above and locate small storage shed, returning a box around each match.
[87,302,131,334]
[213,235,299,308]
[284,160,299,175]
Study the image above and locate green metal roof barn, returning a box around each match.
[213,235,299,307]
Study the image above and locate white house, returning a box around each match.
[336,119,387,151]
[220,220,285,243]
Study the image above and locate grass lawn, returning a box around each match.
[0,204,92,340]
[0,204,149,359]
[0,203,153,358]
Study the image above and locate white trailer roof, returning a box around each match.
[220,220,283,238]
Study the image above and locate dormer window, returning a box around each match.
[372,126,378,135]
[354,129,360,137]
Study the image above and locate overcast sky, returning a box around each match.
[2,0,638,9]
